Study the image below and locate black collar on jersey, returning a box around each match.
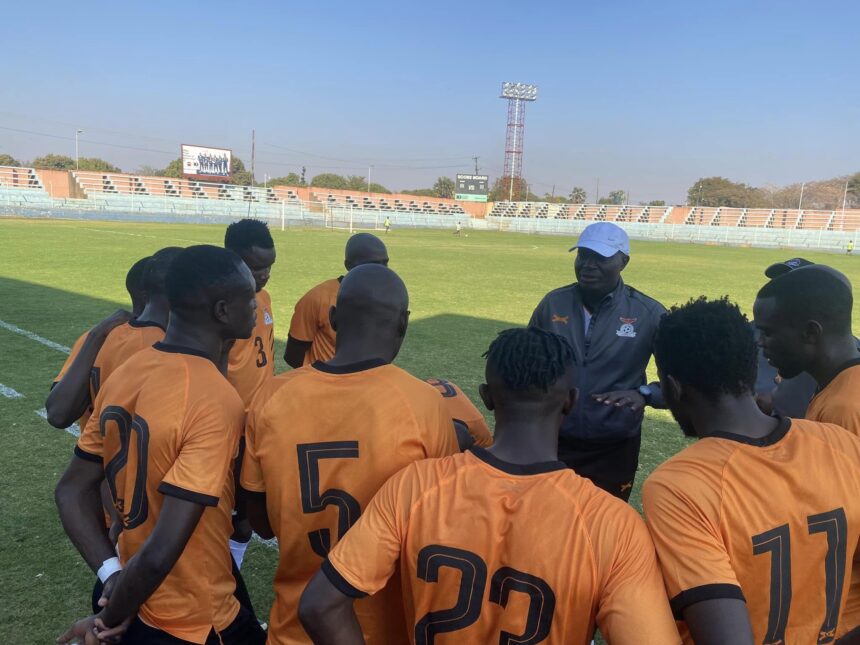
[469,445,568,475]
[312,358,388,374]
[129,319,167,331]
[816,357,860,393]
[153,342,212,361]
[705,415,791,447]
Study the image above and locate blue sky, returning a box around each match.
[1,0,857,203]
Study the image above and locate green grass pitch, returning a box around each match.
[1,217,859,642]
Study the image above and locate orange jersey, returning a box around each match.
[90,320,165,402]
[241,360,460,644]
[227,288,274,410]
[77,343,244,644]
[287,277,340,365]
[54,331,91,428]
[643,418,860,644]
[425,378,493,447]
[326,447,680,645]
[806,360,860,632]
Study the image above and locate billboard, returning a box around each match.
[455,174,489,202]
[181,144,232,179]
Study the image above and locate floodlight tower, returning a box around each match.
[500,82,538,201]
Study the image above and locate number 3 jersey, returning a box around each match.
[642,417,860,644]
[227,287,274,410]
[325,446,680,645]
[241,360,460,644]
[76,343,245,644]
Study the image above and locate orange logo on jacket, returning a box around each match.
[552,314,569,325]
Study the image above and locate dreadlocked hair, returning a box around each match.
[483,327,575,392]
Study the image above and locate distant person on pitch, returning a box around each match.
[455,221,461,236]
[284,233,388,368]
[384,216,391,233]
[529,222,667,501]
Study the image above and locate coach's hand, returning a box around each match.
[593,390,646,413]
[56,615,99,644]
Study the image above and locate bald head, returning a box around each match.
[756,265,853,335]
[330,264,409,361]
[344,233,389,271]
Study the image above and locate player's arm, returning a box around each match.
[285,335,312,369]
[837,626,860,644]
[55,453,115,575]
[45,310,131,428]
[453,419,475,451]
[299,570,365,645]
[96,495,206,630]
[240,487,274,539]
[682,599,754,645]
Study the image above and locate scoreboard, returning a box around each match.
[455,174,489,202]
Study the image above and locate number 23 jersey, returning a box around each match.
[643,418,860,644]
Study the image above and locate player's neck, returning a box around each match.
[808,337,860,388]
[136,298,170,329]
[693,395,778,441]
[487,419,559,465]
[326,338,396,367]
[161,321,224,365]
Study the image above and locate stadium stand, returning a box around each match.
[0,166,53,207]
[308,188,467,217]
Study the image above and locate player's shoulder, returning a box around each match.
[643,438,733,499]
[250,368,303,412]
[791,417,860,459]
[386,365,446,401]
[566,472,652,541]
[257,288,273,307]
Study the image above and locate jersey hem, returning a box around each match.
[74,445,102,463]
[670,583,745,618]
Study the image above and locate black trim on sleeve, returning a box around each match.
[158,482,220,507]
[670,584,746,619]
[152,342,213,361]
[74,446,103,463]
[706,416,791,447]
[469,446,567,475]
[128,319,167,331]
[321,559,369,599]
[312,358,387,374]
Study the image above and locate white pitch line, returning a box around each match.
[0,384,23,399]
[0,319,70,354]
[36,408,80,438]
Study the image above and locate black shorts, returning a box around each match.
[121,606,265,645]
[557,434,641,502]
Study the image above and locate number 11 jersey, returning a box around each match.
[643,417,860,644]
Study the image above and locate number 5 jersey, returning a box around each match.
[643,417,860,644]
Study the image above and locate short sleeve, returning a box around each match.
[325,465,411,597]
[54,332,88,384]
[594,504,681,644]
[422,394,460,458]
[240,401,266,493]
[642,475,744,618]
[811,400,860,436]
[466,416,493,448]
[288,289,319,343]
[75,404,104,462]
[158,398,241,506]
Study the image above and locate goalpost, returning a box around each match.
[323,205,383,234]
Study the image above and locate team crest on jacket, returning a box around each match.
[551,314,569,325]
[616,317,637,338]
[264,310,273,325]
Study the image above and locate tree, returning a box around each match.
[608,190,626,205]
[162,158,184,178]
[368,183,391,194]
[569,187,587,203]
[848,172,860,208]
[134,165,165,177]
[310,173,348,190]
[433,176,456,199]
[687,177,766,208]
[0,153,21,167]
[267,173,303,187]
[77,157,121,172]
[489,176,528,202]
[32,154,77,170]
[401,188,437,198]
[648,200,666,206]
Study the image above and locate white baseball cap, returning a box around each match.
[569,222,630,257]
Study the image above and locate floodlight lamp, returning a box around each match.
[499,82,538,101]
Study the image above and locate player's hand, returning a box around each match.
[56,615,99,644]
[93,614,133,643]
[592,390,646,413]
[97,570,121,608]
[91,310,133,340]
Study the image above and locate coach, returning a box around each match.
[529,222,666,501]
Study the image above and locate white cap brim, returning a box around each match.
[569,240,627,257]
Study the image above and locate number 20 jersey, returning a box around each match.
[643,418,860,644]
[76,343,245,643]
[241,360,460,644]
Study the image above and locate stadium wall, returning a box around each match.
[35,169,80,199]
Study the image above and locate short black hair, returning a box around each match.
[125,256,151,297]
[757,266,853,335]
[166,245,246,313]
[143,247,183,295]
[483,327,574,392]
[655,296,757,403]
[224,218,274,252]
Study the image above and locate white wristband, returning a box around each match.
[98,556,122,583]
